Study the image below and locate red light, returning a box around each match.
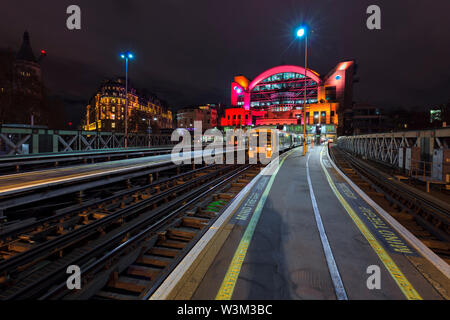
[68,122,72,126]
[41,50,47,55]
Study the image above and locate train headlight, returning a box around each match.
[267,147,272,151]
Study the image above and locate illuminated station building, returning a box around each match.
[220,61,355,138]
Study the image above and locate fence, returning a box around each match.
[0,125,176,155]
[337,128,450,182]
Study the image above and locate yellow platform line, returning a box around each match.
[320,147,422,300]
[215,149,294,300]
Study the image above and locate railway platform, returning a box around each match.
[151,145,450,300]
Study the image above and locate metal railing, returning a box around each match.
[410,159,433,181]
[0,125,176,155]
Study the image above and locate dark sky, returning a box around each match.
[1,0,450,121]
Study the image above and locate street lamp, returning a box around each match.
[120,51,134,148]
[142,118,152,147]
[296,26,308,156]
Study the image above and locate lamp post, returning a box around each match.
[142,118,152,147]
[120,51,134,149]
[296,27,308,156]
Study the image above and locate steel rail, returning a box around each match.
[333,147,450,241]
[4,165,250,300]
[0,165,234,278]
[41,165,252,300]
[339,149,450,220]
[0,164,215,241]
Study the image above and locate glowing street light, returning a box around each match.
[120,51,134,148]
[296,26,308,156]
[296,28,305,38]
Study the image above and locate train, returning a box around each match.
[246,126,303,160]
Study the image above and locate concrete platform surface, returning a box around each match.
[170,145,449,300]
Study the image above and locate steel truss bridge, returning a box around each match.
[337,128,450,181]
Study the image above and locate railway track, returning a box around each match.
[0,160,184,226]
[0,163,259,299]
[330,145,450,264]
[0,164,218,260]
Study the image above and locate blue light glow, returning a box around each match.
[120,51,134,59]
[296,28,305,38]
[335,75,342,80]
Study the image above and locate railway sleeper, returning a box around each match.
[196,209,218,218]
[364,191,385,199]
[8,242,33,253]
[231,182,246,188]
[184,209,198,217]
[156,238,187,250]
[167,227,197,241]
[140,193,152,200]
[389,212,415,221]
[1,251,15,260]
[149,246,180,258]
[126,264,161,279]
[107,275,149,293]
[218,193,235,200]
[95,290,138,300]
[420,240,450,251]
[92,213,109,220]
[137,254,172,268]
[182,217,209,229]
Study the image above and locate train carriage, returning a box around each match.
[248,126,302,160]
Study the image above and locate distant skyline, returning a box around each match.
[1,0,449,116]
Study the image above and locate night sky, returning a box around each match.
[1,0,449,124]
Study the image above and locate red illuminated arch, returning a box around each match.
[248,65,321,91]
